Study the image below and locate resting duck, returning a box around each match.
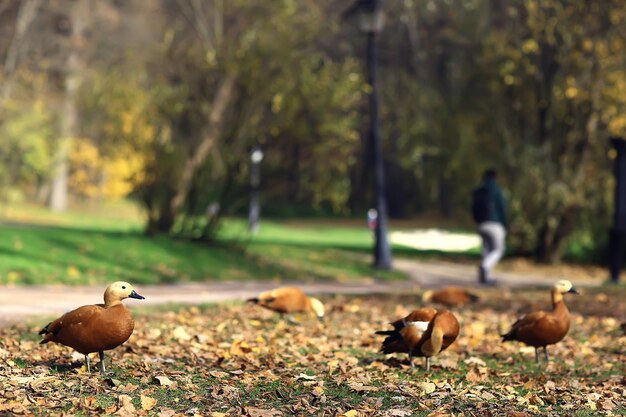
[39,281,145,373]
[246,287,325,321]
[501,279,578,363]
[376,307,459,371]
[422,286,480,307]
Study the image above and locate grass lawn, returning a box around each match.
[0,203,436,285]
[1,286,624,416]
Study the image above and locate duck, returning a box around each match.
[376,307,459,371]
[246,287,325,321]
[39,281,145,373]
[422,286,480,307]
[501,279,578,363]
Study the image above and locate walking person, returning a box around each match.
[471,169,507,285]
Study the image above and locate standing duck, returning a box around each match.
[501,279,578,363]
[246,287,325,321]
[39,281,145,373]
[422,286,480,307]
[376,307,459,371]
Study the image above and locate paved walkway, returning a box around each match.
[0,259,603,328]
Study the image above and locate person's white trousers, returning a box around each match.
[478,222,506,272]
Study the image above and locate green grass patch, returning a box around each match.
[0,203,419,285]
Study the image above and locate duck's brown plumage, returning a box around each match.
[246,287,325,319]
[39,281,144,373]
[376,307,459,371]
[422,286,480,307]
[502,279,578,363]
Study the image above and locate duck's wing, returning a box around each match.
[501,310,547,341]
[39,305,103,343]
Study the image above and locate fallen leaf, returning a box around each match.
[154,375,175,386]
[465,367,488,383]
[245,407,282,417]
[464,357,487,367]
[141,395,158,411]
[418,382,437,395]
[599,399,616,411]
[387,410,412,417]
[173,325,192,342]
[295,373,317,381]
[116,394,136,417]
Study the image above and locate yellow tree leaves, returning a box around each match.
[69,138,148,200]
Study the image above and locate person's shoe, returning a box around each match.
[479,266,497,286]
[478,266,487,283]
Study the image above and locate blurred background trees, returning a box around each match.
[0,0,624,263]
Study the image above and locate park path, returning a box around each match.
[0,258,603,328]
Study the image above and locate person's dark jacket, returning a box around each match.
[480,178,507,227]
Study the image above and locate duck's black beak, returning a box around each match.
[568,286,579,294]
[318,315,325,323]
[129,290,145,300]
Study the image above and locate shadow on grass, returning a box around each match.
[29,359,84,373]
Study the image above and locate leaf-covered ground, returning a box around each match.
[0,285,625,417]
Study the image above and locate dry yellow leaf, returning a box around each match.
[172,326,192,341]
[141,395,158,411]
[116,394,136,417]
[418,382,436,395]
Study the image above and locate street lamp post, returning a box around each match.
[348,0,392,270]
[249,146,264,233]
[609,137,626,283]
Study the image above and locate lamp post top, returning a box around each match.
[344,0,385,34]
[250,147,264,163]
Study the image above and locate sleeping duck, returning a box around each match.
[422,286,480,307]
[376,307,459,371]
[247,287,325,321]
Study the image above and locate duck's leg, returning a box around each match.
[425,357,431,372]
[98,351,106,374]
[543,346,549,364]
[85,354,91,373]
[534,347,540,364]
[408,352,415,369]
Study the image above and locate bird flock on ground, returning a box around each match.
[37,279,580,375]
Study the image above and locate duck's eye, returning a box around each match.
[122,286,126,289]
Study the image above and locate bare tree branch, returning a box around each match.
[169,73,237,215]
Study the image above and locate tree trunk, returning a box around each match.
[536,206,579,263]
[49,0,89,212]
